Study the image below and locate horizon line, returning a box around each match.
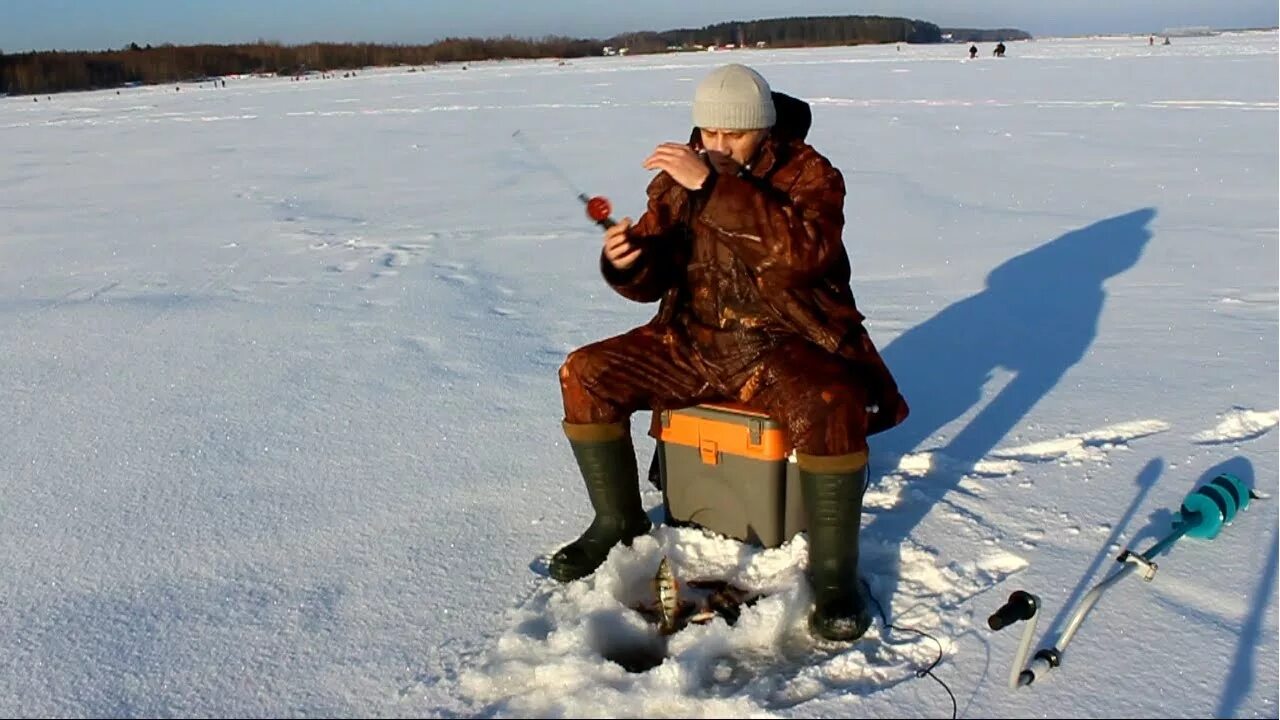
[5,12,1275,55]
[7,26,1278,56]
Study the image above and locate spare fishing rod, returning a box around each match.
[988,472,1263,689]
[511,129,617,229]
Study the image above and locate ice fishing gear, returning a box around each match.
[990,473,1260,688]
[582,194,616,229]
[511,129,617,229]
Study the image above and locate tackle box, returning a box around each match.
[657,403,807,548]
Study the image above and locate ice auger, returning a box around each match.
[987,473,1261,688]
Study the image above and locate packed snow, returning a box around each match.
[1,31,1276,718]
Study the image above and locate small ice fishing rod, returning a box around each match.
[511,129,617,229]
[988,473,1263,689]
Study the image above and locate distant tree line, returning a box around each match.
[610,15,947,52]
[942,28,1034,42]
[0,36,603,95]
[1,15,1031,96]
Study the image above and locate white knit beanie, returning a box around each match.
[691,64,776,130]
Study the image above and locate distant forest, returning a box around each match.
[943,27,1034,42]
[0,14,1031,96]
[609,14,948,53]
[0,37,601,95]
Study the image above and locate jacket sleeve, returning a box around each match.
[600,173,686,303]
[697,148,846,287]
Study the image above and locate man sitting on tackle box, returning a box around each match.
[552,63,909,642]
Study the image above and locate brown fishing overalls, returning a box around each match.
[559,128,908,458]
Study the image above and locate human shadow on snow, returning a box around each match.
[866,208,1158,609]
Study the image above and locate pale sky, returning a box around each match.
[3,0,1276,53]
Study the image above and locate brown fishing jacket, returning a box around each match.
[601,93,908,436]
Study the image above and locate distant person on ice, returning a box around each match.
[969,44,978,59]
[994,42,1007,57]
[550,63,909,642]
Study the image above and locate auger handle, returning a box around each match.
[988,590,1042,689]
[988,590,1038,631]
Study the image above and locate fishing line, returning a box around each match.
[511,129,616,228]
[864,579,958,720]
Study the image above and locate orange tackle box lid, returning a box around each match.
[659,403,792,465]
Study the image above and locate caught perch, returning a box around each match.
[632,556,759,635]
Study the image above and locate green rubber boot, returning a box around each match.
[800,454,872,642]
[549,422,652,583]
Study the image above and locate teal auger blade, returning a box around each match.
[1178,473,1253,540]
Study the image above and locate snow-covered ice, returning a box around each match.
[1,32,1276,718]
